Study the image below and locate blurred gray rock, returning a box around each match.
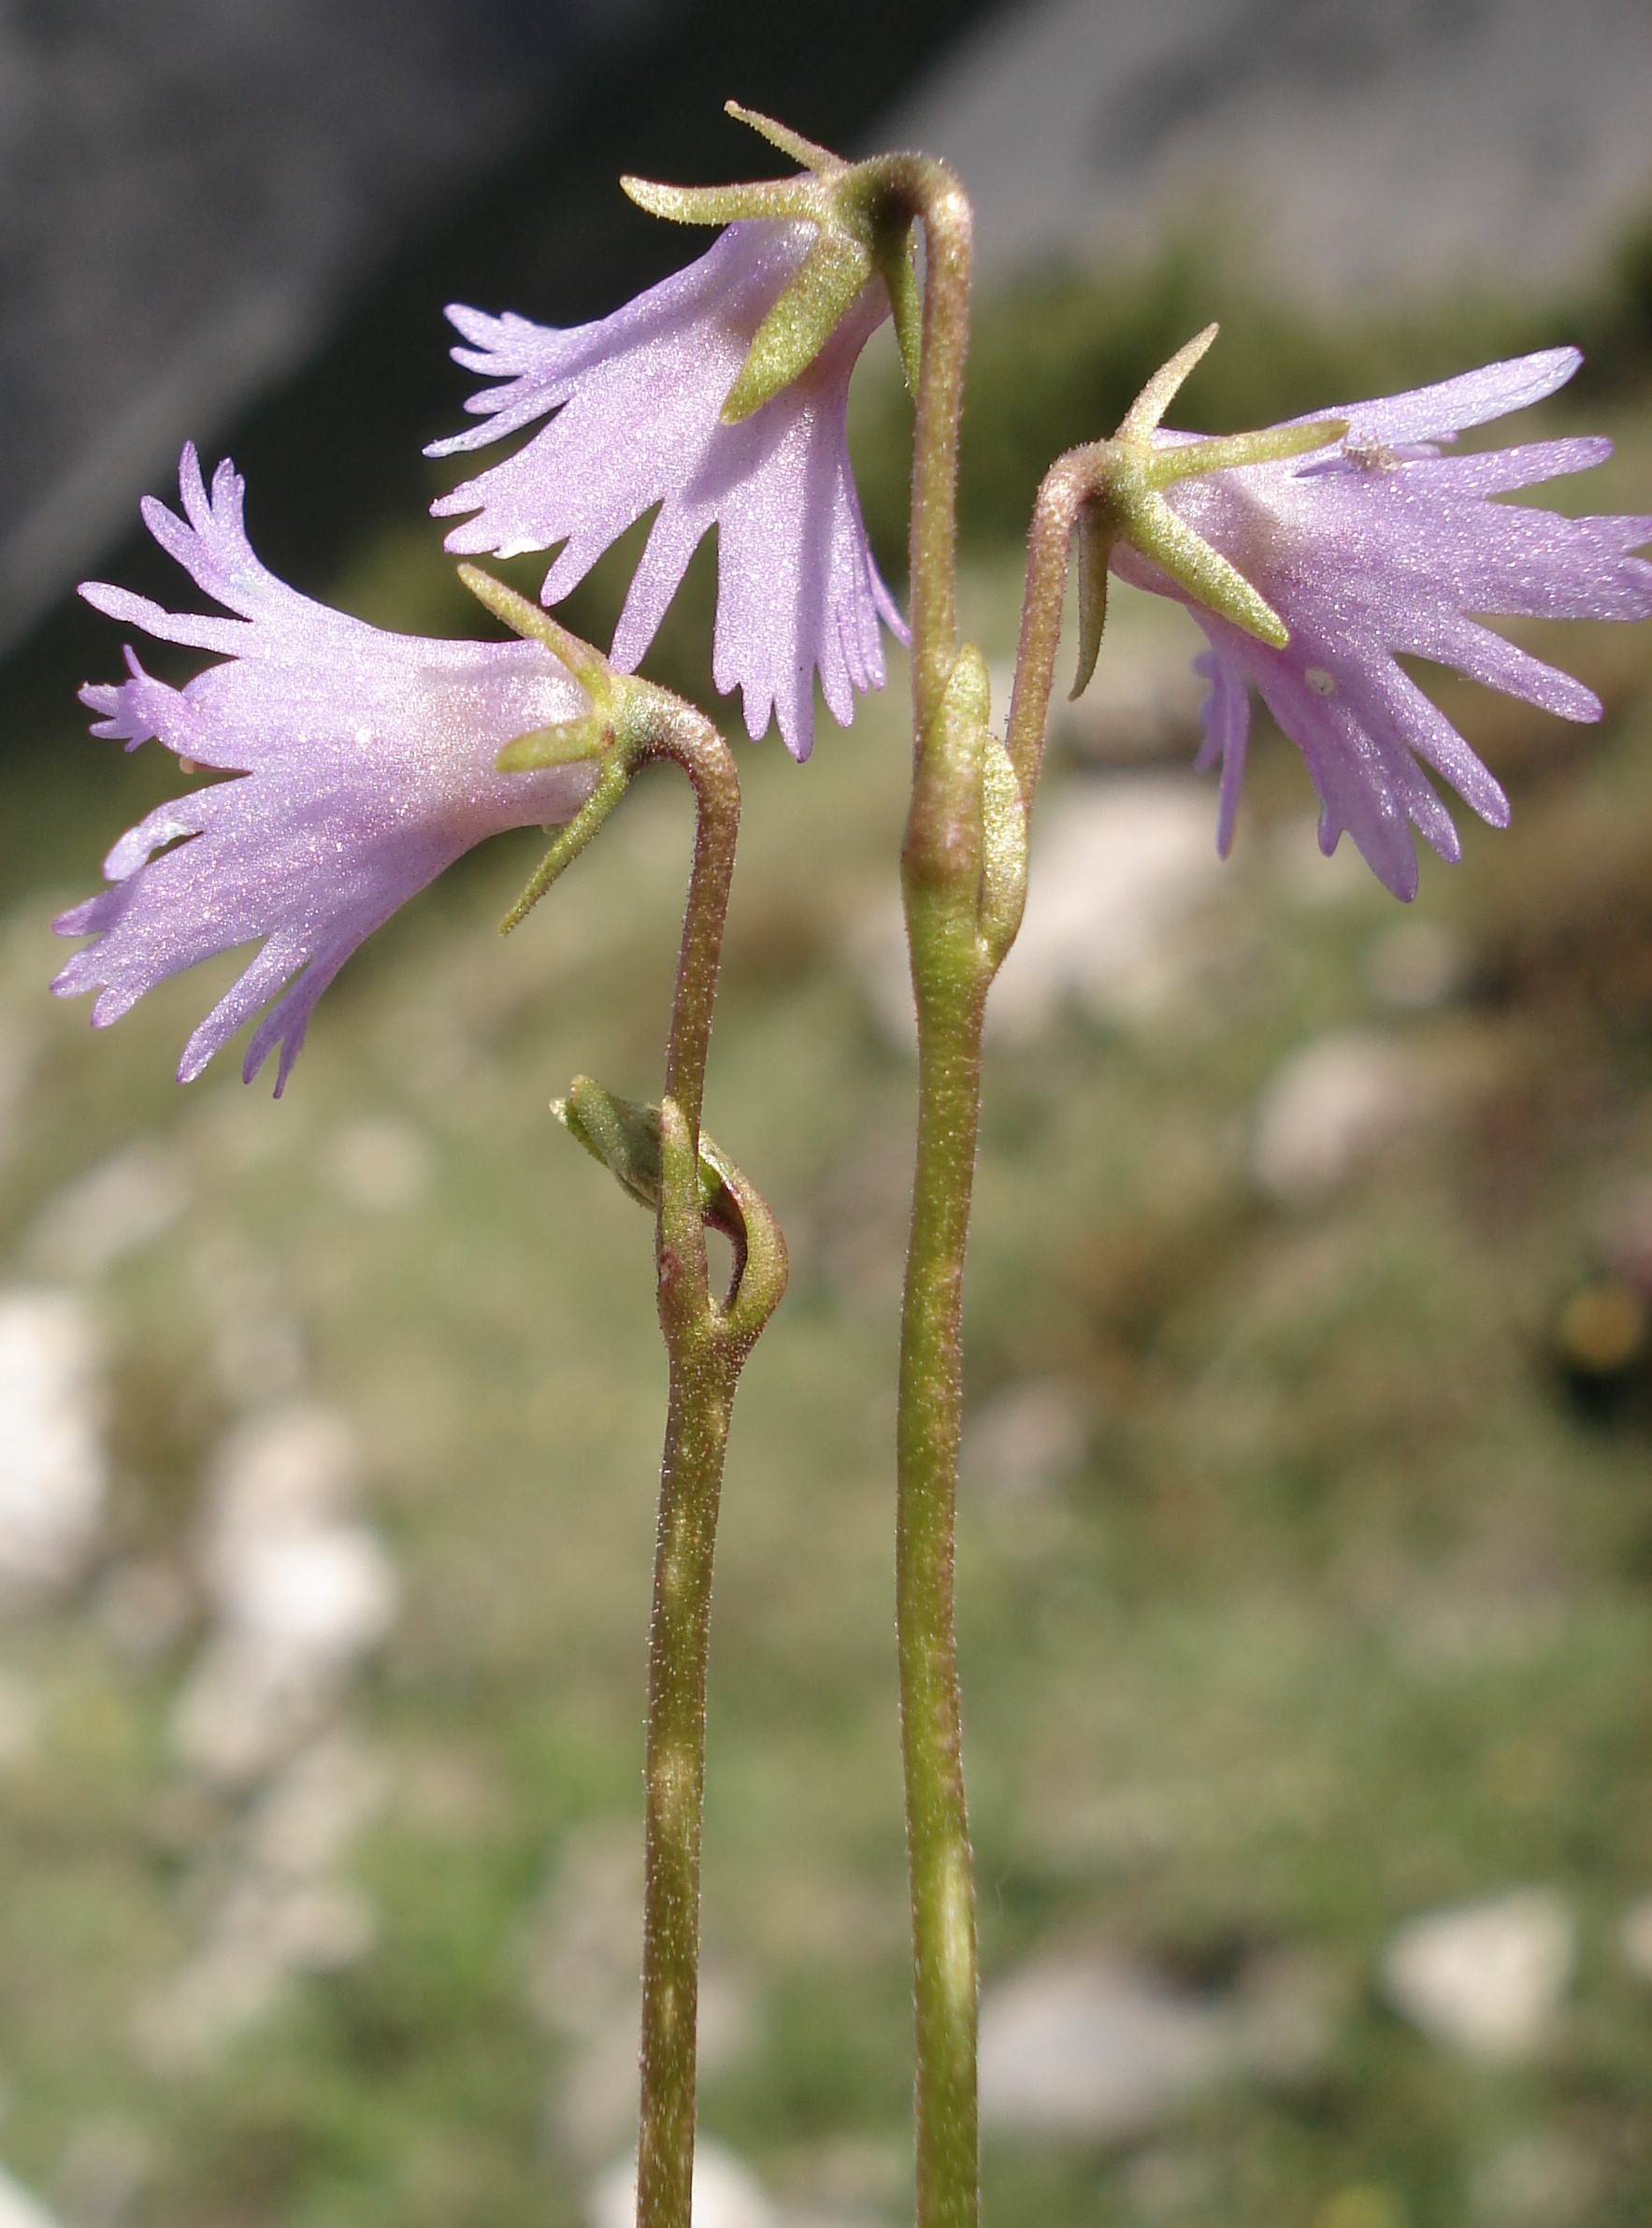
[530,1818,754,2163]
[0,2169,55,2228]
[0,1288,107,1607]
[1381,1890,1574,2060]
[1250,1030,1421,1205]
[980,1946,1334,2141]
[171,1402,397,1787]
[886,0,1652,298]
[858,774,1225,1052]
[0,0,667,649]
[27,1141,191,1280]
[961,1380,1087,1501]
[980,1954,1228,2140]
[136,1732,385,2067]
[587,2142,776,2228]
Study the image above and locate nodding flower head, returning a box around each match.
[1103,343,1652,899]
[55,447,599,1092]
[427,116,911,764]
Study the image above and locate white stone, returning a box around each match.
[26,1140,190,1278]
[172,1405,396,1785]
[993,779,1224,1042]
[327,1119,435,1214]
[170,1632,338,1789]
[0,2165,58,2228]
[245,1733,386,1878]
[204,1402,361,1555]
[961,1381,1087,1500]
[587,2141,776,2228]
[0,2165,55,2219]
[1250,1031,1418,1205]
[136,1735,383,2067]
[220,1526,397,1659]
[531,1820,754,2163]
[979,1955,1228,2140]
[0,1288,107,1605]
[1382,1890,1574,2060]
[858,777,1224,1051]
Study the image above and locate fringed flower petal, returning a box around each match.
[1113,348,1652,894]
[57,451,598,1090]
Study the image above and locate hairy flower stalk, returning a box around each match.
[64,454,785,2228]
[886,151,996,2228]
[887,233,1652,2228]
[464,574,786,2228]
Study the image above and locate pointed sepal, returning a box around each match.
[1116,323,1219,440]
[1148,418,1348,486]
[721,227,876,423]
[1130,492,1288,648]
[498,749,632,934]
[496,718,615,771]
[620,173,822,227]
[1070,502,1116,699]
[724,100,843,174]
[876,226,924,397]
[458,563,613,697]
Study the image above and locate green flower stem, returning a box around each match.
[639,1158,735,2228]
[1003,454,1088,808]
[891,153,984,2228]
[649,712,741,1139]
[896,929,988,2228]
[883,155,972,736]
[631,711,783,2228]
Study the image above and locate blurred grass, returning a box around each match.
[1,241,1652,2228]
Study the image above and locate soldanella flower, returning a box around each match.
[1090,340,1652,899]
[55,447,599,1093]
[427,108,911,763]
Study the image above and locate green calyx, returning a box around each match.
[622,99,924,424]
[1068,323,1347,696]
[458,564,693,933]
[721,225,875,423]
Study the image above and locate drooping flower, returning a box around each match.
[54,447,598,1092]
[1109,346,1652,898]
[426,217,905,762]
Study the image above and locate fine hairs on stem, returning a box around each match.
[633,709,787,2228]
[462,568,788,2228]
[891,154,988,2228]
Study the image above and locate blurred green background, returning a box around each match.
[6,10,1652,2228]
